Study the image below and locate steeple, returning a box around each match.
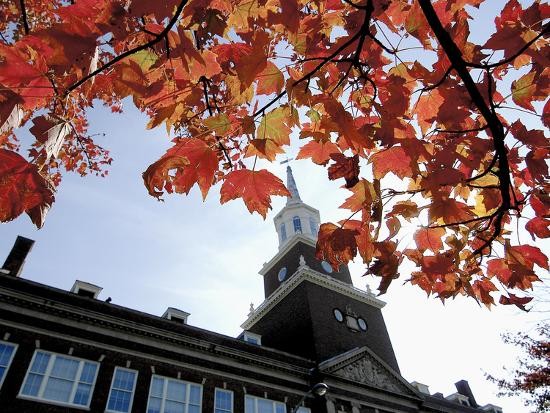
[273,165,321,249]
[286,165,302,204]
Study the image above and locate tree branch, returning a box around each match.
[418,0,513,257]
[65,0,189,95]
[19,0,30,35]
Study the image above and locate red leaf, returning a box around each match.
[414,227,445,252]
[0,149,54,226]
[316,223,358,270]
[328,153,359,188]
[220,169,290,218]
[296,140,339,166]
[371,146,412,180]
[143,138,218,200]
[525,217,550,240]
[499,293,533,311]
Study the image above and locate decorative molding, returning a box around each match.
[320,347,417,397]
[259,236,316,275]
[242,268,385,329]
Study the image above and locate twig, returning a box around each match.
[65,0,189,95]
[19,0,30,35]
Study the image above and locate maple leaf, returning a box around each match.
[414,227,446,253]
[220,169,290,218]
[296,140,339,166]
[499,293,533,311]
[328,154,360,188]
[0,149,54,225]
[143,138,218,200]
[370,146,412,180]
[316,223,358,270]
[256,62,284,95]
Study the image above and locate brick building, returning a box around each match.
[0,167,503,413]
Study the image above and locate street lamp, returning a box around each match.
[291,382,329,413]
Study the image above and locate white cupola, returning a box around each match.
[273,166,321,249]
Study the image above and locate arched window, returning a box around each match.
[280,223,287,241]
[309,217,318,235]
[293,216,302,233]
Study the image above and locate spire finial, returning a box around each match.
[284,163,302,204]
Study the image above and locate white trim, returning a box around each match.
[146,374,202,413]
[70,280,102,299]
[259,235,316,275]
[214,387,234,413]
[242,268,385,329]
[105,366,138,413]
[0,340,18,389]
[18,349,99,409]
[243,332,262,345]
[162,307,190,324]
[245,394,287,413]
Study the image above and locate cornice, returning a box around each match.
[242,267,386,329]
[0,286,312,377]
[259,235,316,275]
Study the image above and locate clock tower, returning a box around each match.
[242,167,400,373]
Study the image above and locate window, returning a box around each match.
[243,332,262,345]
[106,367,138,413]
[309,217,318,235]
[280,223,287,242]
[147,375,202,413]
[293,216,302,233]
[214,388,233,413]
[297,408,311,413]
[0,341,17,388]
[19,350,98,408]
[245,395,286,413]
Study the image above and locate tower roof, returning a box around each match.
[286,165,302,205]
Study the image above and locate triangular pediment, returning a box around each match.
[319,347,418,396]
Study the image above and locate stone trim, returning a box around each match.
[242,268,385,329]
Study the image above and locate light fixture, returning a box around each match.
[290,382,329,413]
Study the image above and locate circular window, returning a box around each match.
[358,318,368,331]
[333,308,344,322]
[321,260,333,274]
[278,267,287,282]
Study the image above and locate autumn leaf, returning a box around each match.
[370,146,412,180]
[328,153,360,188]
[414,227,446,252]
[0,149,54,225]
[316,223,358,270]
[256,62,284,95]
[498,293,533,311]
[143,138,218,200]
[220,169,290,218]
[296,140,339,165]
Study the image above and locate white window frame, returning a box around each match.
[214,388,234,413]
[18,349,99,409]
[146,374,202,413]
[105,366,138,413]
[243,331,262,345]
[297,408,311,413]
[293,216,302,234]
[245,394,286,413]
[0,340,18,389]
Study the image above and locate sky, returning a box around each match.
[1,1,548,411]
[1,102,547,413]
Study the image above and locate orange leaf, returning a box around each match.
[316,223,358,270]
[371,146,412,180]
[256,62,284,95]
[220,169,290,218]
[0,149,54,226]
[414,227,445,252]
[339,179,377,213]
[296,140,339,166]
[328,153,359,188]
[143,138,218,200]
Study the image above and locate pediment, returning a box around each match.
[319,347,418,396]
